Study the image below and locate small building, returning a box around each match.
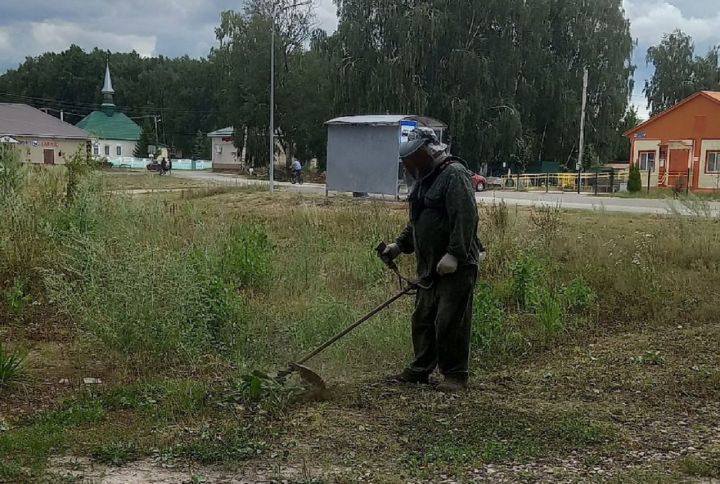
[208,127,287,172]
[208,127,240,170]
[0,103,89,164]
[625,91,720,191]
[77,63,141,159]
[325,115,447,196]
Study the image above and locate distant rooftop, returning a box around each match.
[208,127,234,138]
[76,62,141,141]
[0,103,89,139]
[325,115,447,128]
[77,111,141,141]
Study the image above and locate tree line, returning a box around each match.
[0,1,717,171]
[644,30,720,117]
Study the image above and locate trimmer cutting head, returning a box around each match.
[276,362,327,390]
[289,362,326,390]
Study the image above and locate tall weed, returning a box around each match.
[40,190,272,366]
[472,283,505,352]
[0,342,25,389]
[510,254,545,309]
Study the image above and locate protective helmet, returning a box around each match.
[399,127,447,160]
[399,127,448,180]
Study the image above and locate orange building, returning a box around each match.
[625,91,720,192]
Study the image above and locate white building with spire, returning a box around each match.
[77,62,141,158]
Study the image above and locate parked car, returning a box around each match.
[486,176,504,188]
[471,173,488,192]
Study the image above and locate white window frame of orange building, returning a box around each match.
[638,151,656,172]
[707,151,720,174]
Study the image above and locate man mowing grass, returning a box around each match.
[385,128,484,393]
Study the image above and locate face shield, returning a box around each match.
[400,140,435,180]
[399,128,448,181]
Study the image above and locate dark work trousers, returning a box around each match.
[408,265,478,380]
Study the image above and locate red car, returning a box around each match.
[471,173,487,192]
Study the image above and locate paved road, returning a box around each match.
[173,171,720,216]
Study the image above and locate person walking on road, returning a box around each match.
[384,128,484,393]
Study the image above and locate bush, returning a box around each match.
[628,163,642,192]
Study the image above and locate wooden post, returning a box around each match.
[610,170,615,194]
[647,168,651,194]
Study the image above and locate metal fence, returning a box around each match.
[497,171,630,194]
[105,157,213,171]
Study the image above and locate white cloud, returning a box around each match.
[0,30,10,53]
[623,1,720,120]
[29,21,156,58]
[314,0,338,33]
[624,0,720,46]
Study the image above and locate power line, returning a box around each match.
[0,91,233,115]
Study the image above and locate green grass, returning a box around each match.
[2,158,720,480]
[0,399,105,480]
[677,456,720,478]
[401,407,615,472]
[91,440,140,466]
[157,425,261,465]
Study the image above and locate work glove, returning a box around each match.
[383,243,402,261]
[436,253,458,276]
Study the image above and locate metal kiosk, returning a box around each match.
[325,115,447,198]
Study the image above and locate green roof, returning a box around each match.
[76,111,141,141]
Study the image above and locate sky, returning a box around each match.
[1,0,719,119]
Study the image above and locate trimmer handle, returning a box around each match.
[375,242,400,272]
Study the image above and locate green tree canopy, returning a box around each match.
[645,30,720,116]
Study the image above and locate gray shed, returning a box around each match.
[325,115,447,197]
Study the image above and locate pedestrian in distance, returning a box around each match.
[384,127,486,393]
[291,158,303,184]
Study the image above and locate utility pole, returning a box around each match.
[153,115,160,144]
[577,67,589,195]
[268,1,309,194]
[269,4,275,193]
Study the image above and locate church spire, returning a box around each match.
[101,60,115,115]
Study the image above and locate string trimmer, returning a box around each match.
[275,242,419,390]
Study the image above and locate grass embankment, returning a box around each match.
[1,159,720,481]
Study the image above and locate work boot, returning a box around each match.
[437,376,468,393]
[386,369,430,385]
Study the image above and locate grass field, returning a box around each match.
[2,161,720,482]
